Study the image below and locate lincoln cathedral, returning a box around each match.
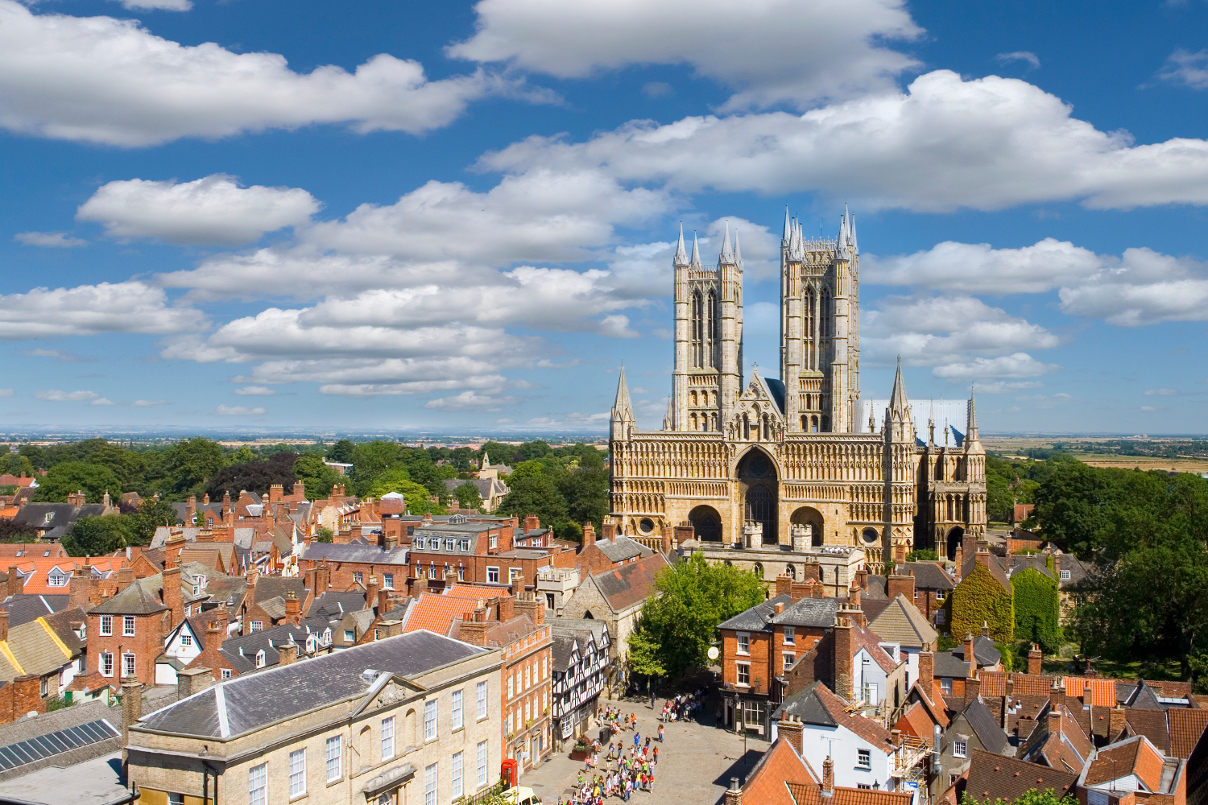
[608,210,987,570]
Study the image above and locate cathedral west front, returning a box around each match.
[608,210,987,571]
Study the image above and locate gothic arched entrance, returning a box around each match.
[945,526,965,562]
[791,506,825,547]
[689,505,723,542]
[738,449,778,545]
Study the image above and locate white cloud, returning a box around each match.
[1058,247,1208,326]
[22,348,95,363]
[449,0,922,109]
[864,238,1101,294]
[995,51,1040,70]
[864,295,1060,379]
[233,386,276,396]
[969,380,1043,394]
[77,175,319,246]
[0,0,533,146]
[114,0,191,10]
[34,389,102,402]
[424,391,516,411]
[1159,49,1208,90]
[14,231,87,248]
[0,282,204,338]
[483,70,1208,212]
[1145,388,1179,396]
[0,389,12,398]
[90,397,115,406]
[216,404,265,416]
[131,399,168,406]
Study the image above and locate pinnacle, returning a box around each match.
[673,222,688,266]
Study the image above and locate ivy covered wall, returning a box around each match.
[949,561,1014,642]
[1012,567,1063,652]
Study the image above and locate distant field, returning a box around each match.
[982,436,1208,475]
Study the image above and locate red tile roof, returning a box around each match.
[402,593,477,636]
[1168,708,1208,759]
[743,738,815,805]
[1084,736,1165,789]
[964,749,1077,803]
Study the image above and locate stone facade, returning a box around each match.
[128,633,503,805]
[609,213,987,571]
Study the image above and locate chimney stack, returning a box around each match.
[724,778,743,805]
[498,594,515,623]
[120,682,144,763]
[285,591,301,625]
[1002,676,1014,729]
[965,633,977,678]
[185,496,196,525]
[1108,705,1127,740]
[822,756,834,796]
[601,522,617,542]
[278,640,298,666]
[384,533,398,550]
[459,608,488,646]
[965,674,980,701]
[0,610,8,643]
[1027,644,1042,676]
[660,525,673,555]
[1047,706,1062,740]
[779,714,804,755]
[834,615,854,701]
[176,667,213,701]
[887,573,915,602]
[918,642,934,693]
[69,564,92,609]
[1049,678,1062,708]
[524,514,540,533]
[365,576,381,612]
[68,490,86,507]
[582,522,596,548]
[162,566,183,627]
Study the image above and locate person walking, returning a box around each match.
[658,724,664,742]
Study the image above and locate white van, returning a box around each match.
[502,786,542,805]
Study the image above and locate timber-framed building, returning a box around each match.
[608,211,987,571]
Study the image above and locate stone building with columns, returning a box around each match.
[608,211,987,571]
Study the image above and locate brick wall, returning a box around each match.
[0,676,45,724]
[87,610,167,687]
[721,630,772,695]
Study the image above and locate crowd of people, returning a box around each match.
[556,704,670,804]
[659,690,705,723]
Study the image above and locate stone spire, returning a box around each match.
[888,356,908,415]
[883,356,913,444]
[690,231,702,268]
[733,229,742,265]
[789,218,803,261]
[718,222,734,264]
[673,223,689,267]
[966,388,980,445]
[837,209,850,261]
[848,210,858,255]
[611,365,635,441]
[782,206,792,244]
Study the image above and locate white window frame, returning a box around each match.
[452,751,464,799]
[122,653,136,678]
[953,740,967,758]
[424,698,437,742]
[736,662,750,686]
[1059,570,1071,580]
[326,735,342,782]
[353,571,363,584]
[123,616,135,636]
[476,740,488,788]
[936,589,946,601]
[383,573,394,590]
[100,615,112,636]
[289,748,306,797]
[381,716,395,760]
[452,689,463,730]
[736,632,750,655]
[487,566,500,583]
[344,629,355,643]
[249,762,267,805]
[424,763,437,805]
[857,748,872,769]
[180,632,193,648]
[783,652,795,672]
[783,626,794,645]
[477,680,488,720]
[100,652,113,677]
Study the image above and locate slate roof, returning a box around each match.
[250,576,307,606]
[591,536,653,564]
[963,749,1077,803]
[773,681,837,727]
[954,635,1001,667]
[218,616,333,673]
[138,631,490,739]
[771,597,840,629]
[0,594,69,628]
[89,579,167,616]
[898,562,956,590]
[300,542,409,565]
[1122,678,1164,710]
[956,698,1010,755]
[934,650,974,679]
[591,553,668,613]
[41,606,87,656]
[720,593,792,632]
[868,594,937,649]
[551,635,576,672]
[307,591,368,619]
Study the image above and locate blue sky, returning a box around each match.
[2,0,1208,435]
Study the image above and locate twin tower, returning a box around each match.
[667,208,860,435]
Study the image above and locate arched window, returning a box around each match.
[691,413,698,430]
[820,287,832,338]
[804,287,816,370]
[752,562,764,579]
[811,415,819,433]
[801,415,807,430]
[762,414,770,441]
[691,291,703,367]
[706,291,717,368]
[785,564,796,580]
[743,413,750,440]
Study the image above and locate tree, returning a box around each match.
[350,441,407,494]
[0,520,39,544]
[315,526,334,543]
[63,515,132,557]
[205,452,297,499]
[368,470,445,516]
[33,462,122,503]
[452,482,483,510]
[962,789,1077,805]
[294,455,344,498]
[637,553,765,678]
[1,453,34,478]
[1012,567,1063,652]
[159,438,228,498]
[626,626,667,678]
[125,499,181,547]
[327,439,356,464]
[497,464,568,533]
[559,466,609,535]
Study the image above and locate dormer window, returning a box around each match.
[47,569,68,587]
[255,649,266,668]
[1059,570,1071,580]
[43,513,53,524]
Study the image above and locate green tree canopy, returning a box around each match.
[294,455,345,498]
[368,469,445,516]
[452,482,483,510]
[1,453,35,478]
[637,553,765,678]
[63,515,133,557]
[1012,567,1063,652]
[962,789,1077,805]
[327,439,356,464]
[626,625,667,678]
[33,461,122,503]
[204,452,297,500]
[159,438,228,499]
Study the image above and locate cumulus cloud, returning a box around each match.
[114,0,191,10]
[424,391,516,410]
[0,0,534,146]
[448,0,922,109]
[0,282,204,338]
[1158,49,1208,90]
[34,389,102,402]
[863,295,1060,379]
[864,238,1101,294]
[995,51,1040,70]
[1145,388,1179,396]
[22,348,95,363]
[14,231,87,248]
[233,386,276,396]
[0,389,13,398]
[77,175,319,246]
[216,404,265,416]
[131,399,168,406]
[483,70,1208,212]
[1057,247,1208,326]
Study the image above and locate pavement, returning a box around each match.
[521,695,769,805]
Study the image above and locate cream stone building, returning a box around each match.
[609,211,987,570]
[128,631,502,805]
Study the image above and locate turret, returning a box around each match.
[673,223,689,267]
[717,223,743,421]
[883,357,913,444]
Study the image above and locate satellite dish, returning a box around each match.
[707,646,719,661]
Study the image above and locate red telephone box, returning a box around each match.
[501,758,518,787]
